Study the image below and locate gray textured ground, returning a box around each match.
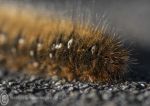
[0,68,150,106]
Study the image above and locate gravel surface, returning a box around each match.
[0,68,150,106]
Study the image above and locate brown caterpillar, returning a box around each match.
[0,5,130,83]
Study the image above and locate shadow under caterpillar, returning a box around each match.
[0,5,131,83]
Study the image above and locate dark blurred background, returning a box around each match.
[0,0,150,81]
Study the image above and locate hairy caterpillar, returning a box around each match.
[0,4,130,83]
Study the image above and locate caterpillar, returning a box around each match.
[0,4,130,83]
